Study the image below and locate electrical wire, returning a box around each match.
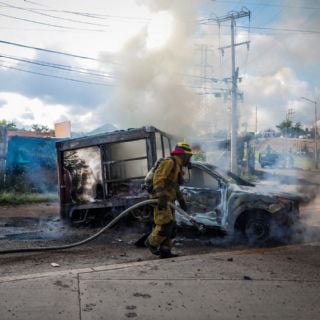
[198,20,320,34]
[20,0,46,7]
[13,1,151,23]
[244,8,320,71]
[206,16,320,34]
[214,0,320,11]
[0,39,116,63]
[0,13,106,32]
[0,1,110,27]
[237,25,320,35]
[0,54,116,79]
[0,62,113,87]
[30,9,151,23]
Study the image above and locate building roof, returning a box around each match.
[7,130,55,138]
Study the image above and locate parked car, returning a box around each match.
[258,149,294,169]
[177,162,301,244]
[258,150,282,168]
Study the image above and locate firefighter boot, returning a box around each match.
[145,238,160,256]
[159,246,178,259]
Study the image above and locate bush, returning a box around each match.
[0,192,58,205]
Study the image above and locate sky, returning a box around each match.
[0,0,319,137]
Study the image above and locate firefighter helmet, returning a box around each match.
[170,141,193,156]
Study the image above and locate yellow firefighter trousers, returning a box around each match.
[148,206,175,249]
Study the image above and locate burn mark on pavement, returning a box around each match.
[133,292,151,298]
[53,280,70,288]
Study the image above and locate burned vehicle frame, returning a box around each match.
[179,162,300,243]
[56,126,174,226]
[56,126,300,244]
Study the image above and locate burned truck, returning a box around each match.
[56,126,301,243]
[178,162,301,243]
[56,126,174,226]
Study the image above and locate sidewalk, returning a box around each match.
[1,243,320,320]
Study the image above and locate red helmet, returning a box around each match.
[170,141,193,156]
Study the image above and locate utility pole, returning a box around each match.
[200,44,214,121]
[286,107,295,137]
[286,108,295,121]
[301,97,318,169]
[255,105,258,134]
[210,9,251,173]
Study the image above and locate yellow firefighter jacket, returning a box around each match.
[151,155,184,225]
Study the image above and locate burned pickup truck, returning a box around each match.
[56,126,300,243]
[178,162,300,243]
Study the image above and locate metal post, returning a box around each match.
[213,9,250,173]
[301,97,318,169]
[255,105,258,134]
[314,101,318,169]
[230,17,238,173]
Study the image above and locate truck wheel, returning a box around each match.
[245,213,270,245]
[99,212,114,227]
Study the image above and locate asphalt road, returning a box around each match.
[0,167,319,277]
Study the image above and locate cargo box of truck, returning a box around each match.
[56,126,175,225]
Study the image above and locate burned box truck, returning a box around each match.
[56,126,174,225]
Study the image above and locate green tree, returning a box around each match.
[276,119,293,137]
[0,119,17,130]
[31,124,50,133]
[292,122,305,137]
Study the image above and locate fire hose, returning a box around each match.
[0,199,205,255]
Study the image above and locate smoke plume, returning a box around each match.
[100,1,216,137]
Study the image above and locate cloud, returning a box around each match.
[0,0,318,136]
[194,2,320,133]
[21,108,35,120]
[0,98,6,108]
[0,51,110,111]
[240,68,315,131]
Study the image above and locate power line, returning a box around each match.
[237,25,320,35]
[214,0,320,10]
[0,13,106,32]
[32,9,150,23]
[0,62,113,87]
[0,1,110,27]
[13,3,151,23]
[0,27,98,32]
[0,54,116,79]
[21,0,47,7]
[0,39,118,63]
[198,20,320,34]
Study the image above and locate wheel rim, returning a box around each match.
[246,216,270,241]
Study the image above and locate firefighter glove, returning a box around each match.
[178,197,188,212]
[177,191,188,212]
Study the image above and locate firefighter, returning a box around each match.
[145,141,193,259]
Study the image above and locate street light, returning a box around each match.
[300,97,318,169]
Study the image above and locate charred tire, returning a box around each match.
[98,211,115,227]
[244,212,271,245]
[130,206,152,222]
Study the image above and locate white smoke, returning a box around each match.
[99,0,219,137]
